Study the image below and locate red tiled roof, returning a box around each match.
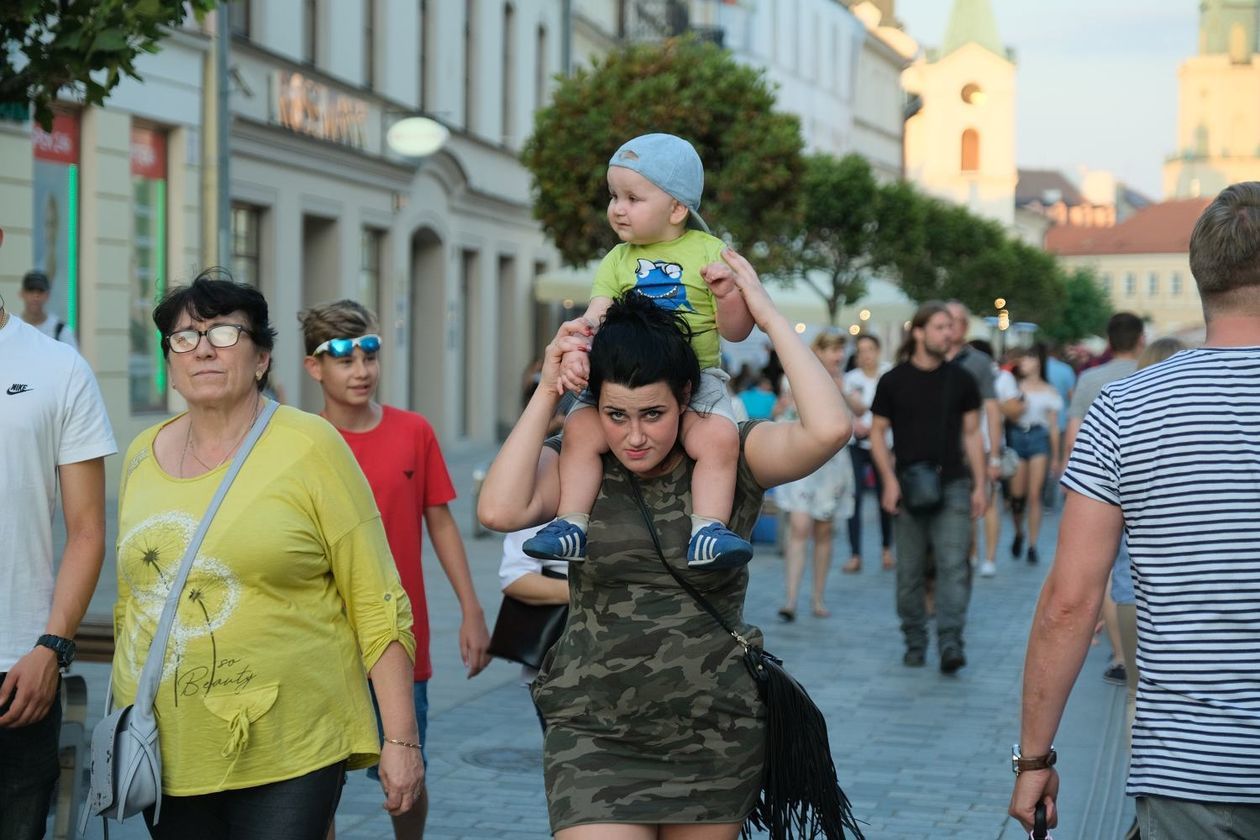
[1044,198,1211,256]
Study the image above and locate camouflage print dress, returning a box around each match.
[532,425,767,832]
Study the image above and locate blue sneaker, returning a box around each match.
[687,523,753,569]
[522,519,588,562]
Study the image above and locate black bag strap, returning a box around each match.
[623,467,755,655]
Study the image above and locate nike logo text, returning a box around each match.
[6,384,32,395]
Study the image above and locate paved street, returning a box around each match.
[61,440,1132,839]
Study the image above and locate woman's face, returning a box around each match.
[167,308,269,408]
[856,337,880,370]
[1016,353,1039,379]
[597,380,685,476]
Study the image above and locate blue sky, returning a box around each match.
[894,0,1199,199]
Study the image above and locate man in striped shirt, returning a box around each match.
[1010,182,1260,837]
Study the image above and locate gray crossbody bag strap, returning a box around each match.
[81,399,278,836]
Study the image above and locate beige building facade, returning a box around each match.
[0,29,209,487]
[1164,0,1260,198]
[1045,198,1210,337]
[901,0,1017,226]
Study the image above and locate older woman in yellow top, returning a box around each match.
[111,270,422,839]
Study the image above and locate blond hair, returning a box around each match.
[1136,337,1187,371]
[810,331,845,355]
[297,299,378,355]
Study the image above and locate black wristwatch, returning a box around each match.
[1011,744,1056,775]
[35,634,76,669]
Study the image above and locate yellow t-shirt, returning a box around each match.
[590,229,726,369]
[110,406,416,795]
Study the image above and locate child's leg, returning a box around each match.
[681,411,739,525]
[557,406,609,521]
[680,411,751,568]
[521,406,608,562]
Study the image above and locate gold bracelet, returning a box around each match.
[383,737,423,750]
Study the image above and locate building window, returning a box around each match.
[231,205,261,288]
[464,0,477,132]
[303,0,318,65]
[535,23,548,110]
[1148,271,1159,296]
[228,0,250,37]
[1101,273,1112,294]
[1171,272,1183,295]
[364,0,376,88]
[1124,272,1136,297]
[502,3,515,143]
[961,129,980,172]
[360,228,384,313]
[130,125,168,413]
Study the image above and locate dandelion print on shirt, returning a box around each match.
[117,511,244,706]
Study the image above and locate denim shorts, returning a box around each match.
[1007,424,1051,459]
[367,680,429,778]
[1110,538,1134,606]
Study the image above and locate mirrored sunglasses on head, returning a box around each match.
[313,334,382,357]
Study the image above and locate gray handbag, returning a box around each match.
[80,400,278,834]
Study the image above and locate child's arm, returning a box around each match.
[424,503,492,678]
[701,260,755,342]
[557,296,615,394]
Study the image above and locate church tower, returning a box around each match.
[901,0,1017,226]
[1164,0,1260,197]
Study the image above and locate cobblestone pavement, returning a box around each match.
[62,441,1132,839]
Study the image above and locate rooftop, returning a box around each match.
[1045,197,1212,256]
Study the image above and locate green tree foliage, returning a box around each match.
[521,36,805,267]
[765,153,888,325]
[1,0,217,129]
[1038,266,1113,344]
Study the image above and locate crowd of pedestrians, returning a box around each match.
[5,167,1260,840]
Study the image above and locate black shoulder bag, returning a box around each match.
[625,470,865,840]
[487,568,568,670]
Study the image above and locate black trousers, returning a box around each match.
[144,761,346,840]
[848,445,893,556]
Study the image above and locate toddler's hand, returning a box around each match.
[558,347,591,395]
[700,260,738,299]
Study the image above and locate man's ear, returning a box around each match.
[302,355,323,382]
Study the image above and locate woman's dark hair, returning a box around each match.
[152,267,278,392]
[856,333,881,351]
[968,338,994,358]
[587,291,701,409]
[1011,342,1048,382]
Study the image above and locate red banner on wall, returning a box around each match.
[130,126,167,179]
[32,112,80,164]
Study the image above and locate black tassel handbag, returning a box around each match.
[626,472,865,840]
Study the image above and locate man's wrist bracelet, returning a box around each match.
[384,737,423,750]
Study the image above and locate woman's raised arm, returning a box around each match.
[714,249,851,487]
[477,322,585,531]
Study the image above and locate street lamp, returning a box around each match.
[994,297,1009,358]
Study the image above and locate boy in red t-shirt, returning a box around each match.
[300,300,491,839]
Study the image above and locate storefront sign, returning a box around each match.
[33,111,80,165]
[130,126,167,179]
[272,71,368,150]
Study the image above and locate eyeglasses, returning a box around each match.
[167,324,250,354]
[312,334,382,357]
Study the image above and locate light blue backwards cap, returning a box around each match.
[609,133,711,234]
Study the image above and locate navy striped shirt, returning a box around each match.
[1063,347,1260,803]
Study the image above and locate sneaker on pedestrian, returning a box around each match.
[1011,533,1024,558]
[687,523,753,569]
[903,648,926,667]
[940,646,966,674]
[523,519,588,562]
[978,560,997,578]
[1103,662,1127,685]
[1026,546,1039,564]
